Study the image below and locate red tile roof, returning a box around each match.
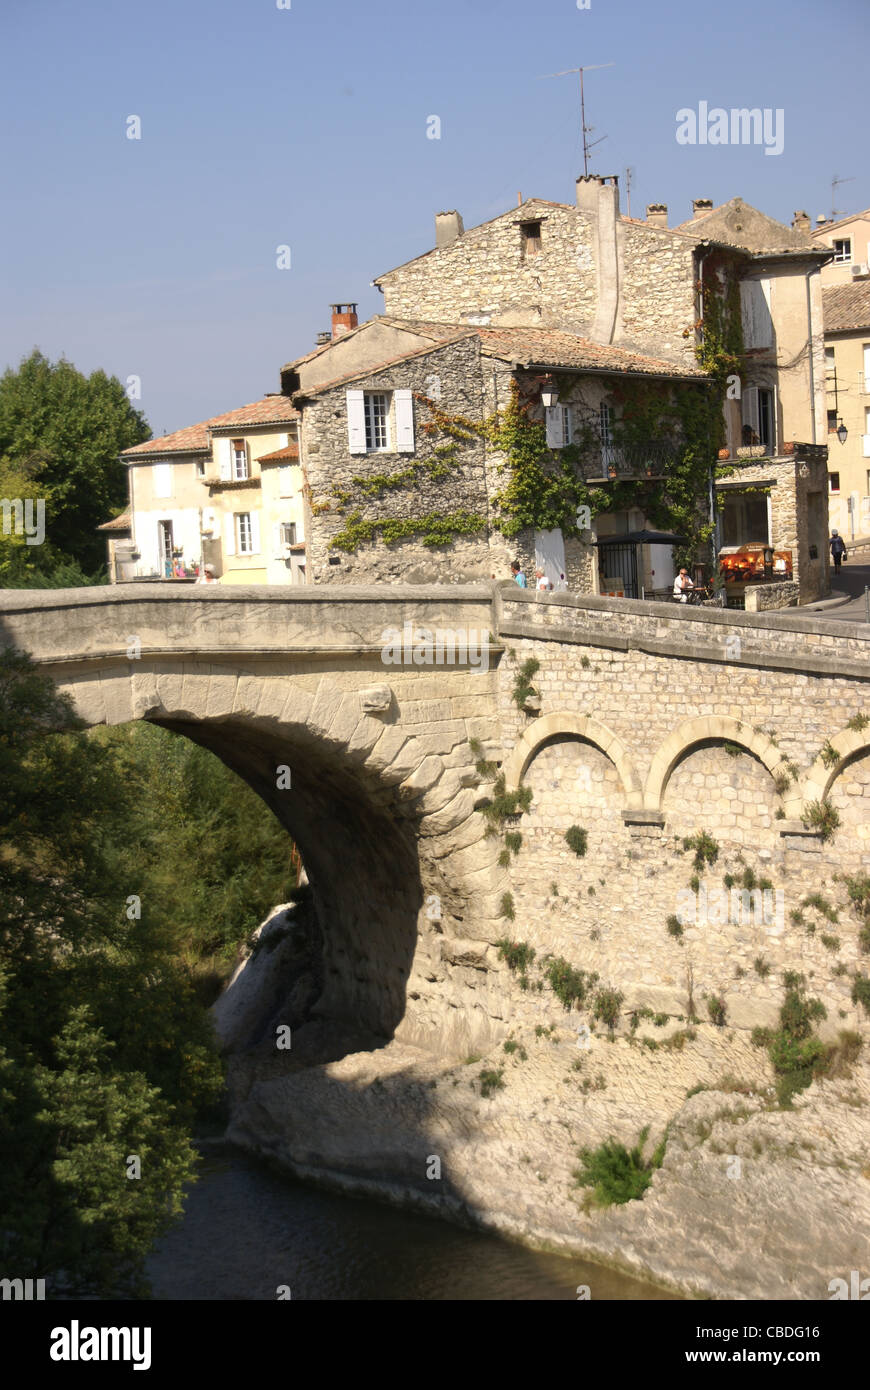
[207,396,298,430]
[473,326,706,378]
[823,281,870,333]
[122,396,298,457]
[257,443,300,462]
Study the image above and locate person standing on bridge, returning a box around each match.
[511,561,527,588]
[196,563,220,585]
[830,530,847,575]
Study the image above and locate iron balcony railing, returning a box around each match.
[582,438,682,480]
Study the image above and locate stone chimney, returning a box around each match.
[692,198,713,220]
[315,331,331,346]
[435,210,464,248]
[816,215,829,228]
[330,303,358,340]
[792,210,811,233]
[576,176,621,345]
[576,174,620,217]
[646,203,668,229]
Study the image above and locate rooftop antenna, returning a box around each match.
[537,62,614,177]
[624,165,634,218]
[831,173,854,223]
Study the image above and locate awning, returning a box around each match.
[594,529,688,546]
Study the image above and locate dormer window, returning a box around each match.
[232,439,249,480]
[520,220,542,258]
[833,239,852,264]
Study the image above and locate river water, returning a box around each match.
[146,1146,679,1301]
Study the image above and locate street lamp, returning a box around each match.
[540,375,559,409]
[836,418,848,445]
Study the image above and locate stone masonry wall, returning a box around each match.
[492,592,870,1035]
[378,202,598,335]
[378,201,700,370]
[302,337,495,585]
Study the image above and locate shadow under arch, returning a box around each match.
[645,715,787,813]
[503,712,643,809]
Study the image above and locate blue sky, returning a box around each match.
[1,0,867,437]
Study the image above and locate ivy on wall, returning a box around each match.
[323,265,745,563]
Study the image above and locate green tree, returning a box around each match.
[0,350,150,573]
[0,649,222,1295]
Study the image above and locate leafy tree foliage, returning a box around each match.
[0,351,149,573]
[0,650,298,1294]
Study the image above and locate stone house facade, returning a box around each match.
[284,179,831,602]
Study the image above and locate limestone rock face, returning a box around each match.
[212,889,322,1054]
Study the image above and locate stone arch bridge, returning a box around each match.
[2,583,867,1051]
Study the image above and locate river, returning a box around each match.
[145,1145,679,1301]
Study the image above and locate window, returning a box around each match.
[545,405,573,449]
[720,492,769,546]
[741,386,776,451]
[236,512,253,553]
[828,410,838,433]
[833,239,852,264]
[232,439,249,480]
[599,402,613,446]
[280,521,297,546]
[153,462,172,498]
[195,457,206,478]
[866,469,870,494]
[829,473,840,493]
[363,392,390,451]
[520,220,542,257]
[158,520,174,575]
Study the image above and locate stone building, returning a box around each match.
[285,180,831,603]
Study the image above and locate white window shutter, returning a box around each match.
[347,390,367,453]
[272,521,282,555]
[250,511,261,554]
[545,406,563,448]
[742,386,760,439]
[153,463,172,498]
[395,389,415,453]
[225,512,236,556]
[220,439,232,480]
[769,383,778,453]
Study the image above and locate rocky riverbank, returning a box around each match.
[222,1017,870,1300]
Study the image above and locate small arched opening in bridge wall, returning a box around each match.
[51,660,505,1058]
[645,716,788,816]
[503,713,643,809]
[805,729,870,860]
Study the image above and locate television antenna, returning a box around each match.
[624,165,635,218]
[537,62,614,177]
[831,173,854,223]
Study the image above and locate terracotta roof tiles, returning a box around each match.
[823,281,870,333]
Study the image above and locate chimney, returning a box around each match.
[435,210,464,248]
[792,210,811,233]
[646,202,668,229]
[692,198,713,220]
[816,215,829,227]
[315,331,331,346]
[330,303,358,340]
[576,173,620,217]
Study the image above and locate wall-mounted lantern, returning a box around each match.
[540,375,559,409]
[836,418,848,445]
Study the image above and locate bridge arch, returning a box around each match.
[799,725,870,813]
[31,654,507,1054]
[503,712,643,809]
[644,715,788,813]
